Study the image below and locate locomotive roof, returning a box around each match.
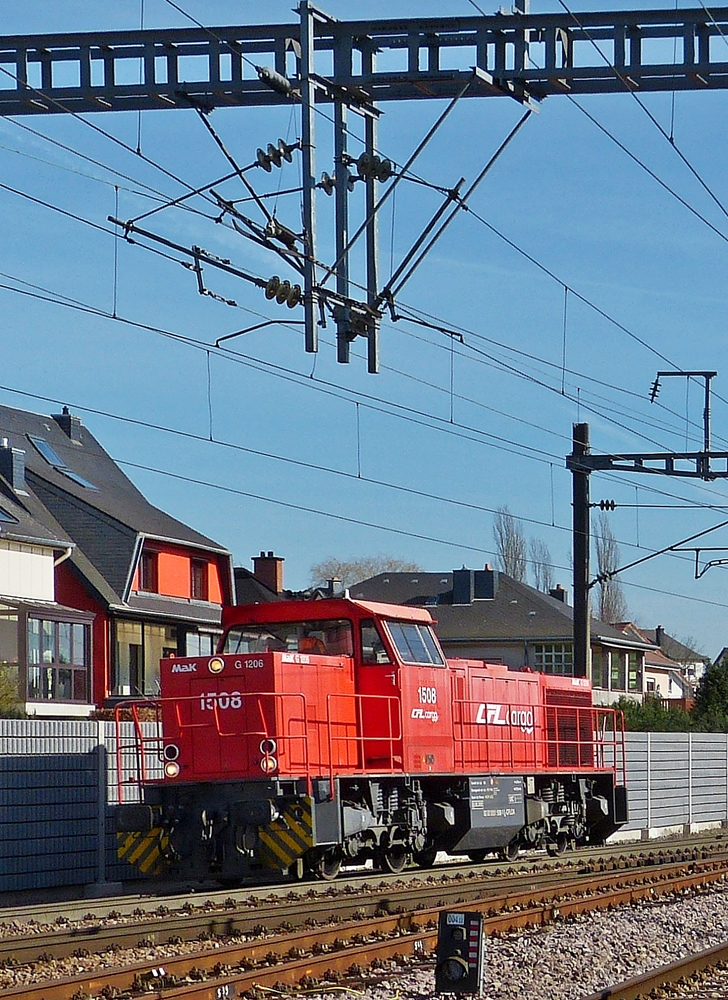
[221,596,435,628]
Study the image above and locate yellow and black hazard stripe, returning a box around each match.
[116,828,170,876]
[257,797,314,871]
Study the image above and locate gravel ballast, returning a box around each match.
[299,887,728,1000]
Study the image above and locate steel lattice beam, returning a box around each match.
[2,7,728,117]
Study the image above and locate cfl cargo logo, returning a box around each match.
[476,703,534,734]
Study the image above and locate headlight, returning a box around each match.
[259,738,277,755]
[260,756,278,774]
[164,761,181,778]
[163,743,180,761]
[208,656,225,674]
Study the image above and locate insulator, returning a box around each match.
[649,378,661,402]
[286,283,302,308]
[256,65,293,96]
[256,147,273,172]
[378,158,393,181]
[275,279,292,305]
[278,138,294,163]
[265,275,280,300]
[357,152,374,178]
[599,499,616,511]
[319,171,335,196]
[267,142,283,168]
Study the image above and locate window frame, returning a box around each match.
[533,642,574,676]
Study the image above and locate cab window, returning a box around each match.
[360,619,391,665]
[223,620,353,656]
[386,621,445,666]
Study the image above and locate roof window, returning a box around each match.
[0,506,17,523]
[27,435,97,490]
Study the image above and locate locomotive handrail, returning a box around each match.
[451,699,626,778]
[113,698,163,803]
[324,691,403,784]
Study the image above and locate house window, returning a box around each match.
[27,617,90,703]
[533,643,573,676]
[591,647,609,688]
[0,606,19,705]
[185,631,214,657]
[139,551,158,592]
[611,651,627,691]
[627,651,642,692]
[113,620,177,696]
[191,559,209,601]
[646,678,656,693]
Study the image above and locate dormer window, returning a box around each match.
[139,550,158,592]
[191,559,209,601]
[27,434,97,490]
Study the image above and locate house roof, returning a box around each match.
[639,628,707,664]
[349,570,652,648]
[0,403,230,611]
[0,473,70,551]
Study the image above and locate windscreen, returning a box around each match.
[385,621,445,666]
[223,619,353,657]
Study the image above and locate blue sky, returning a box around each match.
[3,0,728,657]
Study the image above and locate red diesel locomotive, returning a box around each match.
[116,597,627,880]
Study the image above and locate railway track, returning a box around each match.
[583,942,728,999]
[2,843,728,999]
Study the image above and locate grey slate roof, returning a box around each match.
[0,403,229,609]
[350,570,651,647]
[0,475,70,550]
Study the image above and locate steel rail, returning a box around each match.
[0,847,722,965]
[3,854,728,1000]
[582,941,728,1000]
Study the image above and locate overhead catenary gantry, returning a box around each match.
[3,4,728,370]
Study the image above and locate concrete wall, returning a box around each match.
[0,722,726,893]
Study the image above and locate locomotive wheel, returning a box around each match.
[467,850,488,864]
[546,832,570,857]
[311,847,341,880]
[498,839,519,863]
[413,846,437,868]
[381,844,410,874]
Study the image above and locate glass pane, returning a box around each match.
[387,622,435,664]
[73,669,87,702]
[72,623,86,665]
[421,626,445,665]
[0,613,18,665]
[144,623,177,696]
[114,620,143,696]
[361,619,391,665]
[28,665,41,699]
[28,618,40,666]
[58,622,72,664]
[57,668,72,700]
[42,620,54,664]
[42,666,55,699]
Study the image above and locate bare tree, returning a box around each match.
[530,538,554,592]
[310,554,421,590]
[493,506,528,582]
[593,512,628,623]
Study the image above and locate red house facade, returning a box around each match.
[0,403,233,715]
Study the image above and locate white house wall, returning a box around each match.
[0,541,55,602]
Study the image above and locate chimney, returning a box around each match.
[53,406,82,443]
[0,440,27,493]
[326,576,342,597]
[656,624,664,647]
[474,564,498,600]
[453,567,475,606]
[549,584,568,604]
[253,550,284,594]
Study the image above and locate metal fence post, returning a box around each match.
[646,732,652,835]
[688,732,693,833]
[96,719,106,885]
